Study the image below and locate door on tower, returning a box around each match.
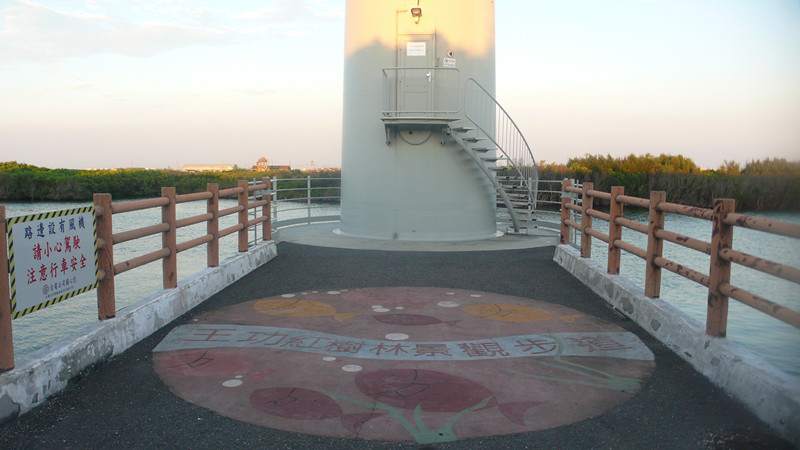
[397,34,435,115]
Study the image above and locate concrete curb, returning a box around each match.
[553,244,800,445]
[0,241,277,424]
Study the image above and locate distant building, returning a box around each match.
[181,164,238,172]
[300,160,318,172]
[251,157,291,171]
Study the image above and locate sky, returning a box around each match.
[0,0,798,171]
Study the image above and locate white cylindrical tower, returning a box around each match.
[340,0,496,241]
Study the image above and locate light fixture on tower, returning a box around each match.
[411,1,422,24]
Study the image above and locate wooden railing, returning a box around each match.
[560,180,800,337]
[0,179,271,372]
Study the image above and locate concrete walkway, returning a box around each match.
[0,238,792,449]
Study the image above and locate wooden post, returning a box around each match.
[207,183,219,268]
[560,179,571,245]
[162,187,177,289]
[580,182,593,258]
[94,194,116,320]
[262,178,272,241]
[238,180,249,252]
[706,198,735,337]
[645,191,666,298]
[607,186,624,274]
[0,206,14,372]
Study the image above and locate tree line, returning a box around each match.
[0,162,341,203]
[530,155,800,211]
[2,155,798,211]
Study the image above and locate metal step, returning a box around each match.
[499,187,529,193]
[500,195,530,202]
[497,183,527,189]
[450,126,475,133]
[497,188,528,195]
[497,217,537,225]
[497,201,531,209]
[481,156,505,163]
[463,137,485,143]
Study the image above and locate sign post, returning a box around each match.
[1,206,13,372]
[7,206,99,319]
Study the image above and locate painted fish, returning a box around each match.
[345,290,429,308]
[155,350,276,382]
[250,387,383,432]
[462,304,583,324]
[251,387,343,420]
[356,369,494,413]
[254,298,360,321]
[355,369,540,425]
[157,350,253,378]
[373,313,459,327]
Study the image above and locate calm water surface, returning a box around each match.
[3,201,799,381]
[1,200,336,360]
[574,208,800,380]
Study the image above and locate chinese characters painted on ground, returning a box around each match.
[152,287,657,443]
[153,324,655,361]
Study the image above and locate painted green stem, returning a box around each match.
[322,389,492,444]
[501,335,643,393]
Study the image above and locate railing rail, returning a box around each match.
[0,179,272,372]
[382,67,461,117]
[268,175,569,233]
[270,176,342,232]
[560,180,800,336]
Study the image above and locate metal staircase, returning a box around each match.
[448,78,539,233]
[380,68,539,234]
[449,127,522,232]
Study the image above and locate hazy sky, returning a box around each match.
[1,0,798,170]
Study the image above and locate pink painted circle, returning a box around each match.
[152,287,655,444]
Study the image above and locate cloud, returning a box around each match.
[37,81,97,92]
[231,88,275,96]
[0,0,344,64]
[0,1,234,63]
[309,0,344,21]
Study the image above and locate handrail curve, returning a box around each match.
[463,78,539,209]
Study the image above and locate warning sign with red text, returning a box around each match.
[6,206,99,319]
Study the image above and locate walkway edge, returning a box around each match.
[554,244,800,445]
[0,241,277,425]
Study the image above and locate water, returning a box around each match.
[2,201,799,381]
[572,208,800,380]
[1,199,338,359]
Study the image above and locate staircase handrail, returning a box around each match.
[450,131,522,232]
[463,78,539,204]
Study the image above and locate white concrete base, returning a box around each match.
[277,222,558,252]
[0,241,277,424]
[554,244,800,445]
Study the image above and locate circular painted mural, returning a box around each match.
[152,287,655,444]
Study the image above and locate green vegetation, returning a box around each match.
[0,162,340,202]
[2,155,798,211]
[532,155,800,211]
